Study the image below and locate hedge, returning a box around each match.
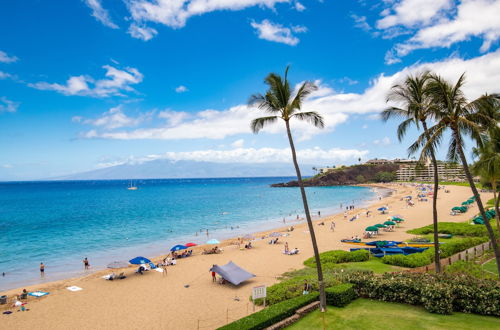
[407,221,496,237]
[218,292,319,330]
[304,249,370,268]
[381,237,488,268]
[343,271,500,316]
[325,283,357,307]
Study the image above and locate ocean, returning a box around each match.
[0,177,380,291]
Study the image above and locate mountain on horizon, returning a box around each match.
[50,159,315,180]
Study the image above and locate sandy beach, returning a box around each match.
[0,183,492,330]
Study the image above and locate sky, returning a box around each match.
[0,0,499,180]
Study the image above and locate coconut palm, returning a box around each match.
[472,128,500,236]
[381,71,442,272]
[249,66,327,311]
[410,73,500,276]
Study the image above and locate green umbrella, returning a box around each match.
[452,206,462,211]
[374,224,387,228]
[384,221,396,226]
[365,226,379,231]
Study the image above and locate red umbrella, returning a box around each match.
[185,242,197,247]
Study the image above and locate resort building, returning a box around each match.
[396,161,466,182]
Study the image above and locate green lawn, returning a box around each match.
[483,258,499,275]
[327,258,402,274]
[286,299,500,330]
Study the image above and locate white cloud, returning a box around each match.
[376,0,453,29]
[250,19,306,46]
[295,1,306,11]
[29,65,143,97]
[128,23,158,41]
[75,105,153,129]
[83,0,119,29]
[351,14,372,32]
[0,71,12,79]
[377,0,500,63]
[373,137,391,145]
[0,50,18,63]
[231,139,245,148]
[77,50,500,141]
[175,85,188,93]
[362,124,368,129]
[126,0,289,35]
[0,97,19,113]
[98,146,369,167]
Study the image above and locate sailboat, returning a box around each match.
[127,180,138,190]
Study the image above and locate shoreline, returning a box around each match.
[1,185,389,293]
[2,183,488,330]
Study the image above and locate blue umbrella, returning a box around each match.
[377,207,387,211]
[129,256,152,265]
[170,244,188,251]
[206,239,220,244]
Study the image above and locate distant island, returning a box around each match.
[271,163,399,187]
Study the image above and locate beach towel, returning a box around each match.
[66,286,82,292]
[28,291,49,297]
[154,268,163,273]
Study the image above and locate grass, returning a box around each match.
[327,258,402,274]
[286,299,500,330]
[482,258,499,275]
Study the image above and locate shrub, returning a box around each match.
[219,293,319,330]
[304,249,370,268]
[325,283,357,307]
[381,237,488,268]
[254,273,339,306]
[342,271,500,316]
[407,221,496,237]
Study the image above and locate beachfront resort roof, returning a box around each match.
[210,261,255,286]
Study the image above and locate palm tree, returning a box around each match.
[410,73,500,276]
[249,66,327,311]
[472,128,500,236]
[381,71,442,272]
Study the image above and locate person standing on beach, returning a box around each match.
[284,242,289,254]
[83,257,90,270]
[211,265,217,282]
[318,211,321,217]
[40,262,45,277]
[330,221,335,231]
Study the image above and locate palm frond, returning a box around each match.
[292,111,324,128]
[289,81,317,114]
[250,116,279,133]
[396,117,414,142]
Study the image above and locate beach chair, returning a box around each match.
[117,272,126,279]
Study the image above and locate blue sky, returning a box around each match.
[0,0,499,180]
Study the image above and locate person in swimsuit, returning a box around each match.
[211,265,217,282]
[40,262,45,277]
[83,257,90,270]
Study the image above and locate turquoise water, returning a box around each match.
[0,178,378,290]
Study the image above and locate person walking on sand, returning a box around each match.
[162,263,167,276]
[211,265,217,282]
[284,242,289,254]
[40,262,45,277]
[83,257,90,270]
[344,211,347,219]
[330,221,335,231]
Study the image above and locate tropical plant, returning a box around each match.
[248,66,327,311]
[410,73,500,276]
[472,128,500,235]
[381,71,442,272]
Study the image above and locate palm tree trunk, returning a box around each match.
[492,179,500,237]
[422,121,441,273]
[285,120,327,311]
[455,131,500,277]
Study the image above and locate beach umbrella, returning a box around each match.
[206,239,220,244]
[374,224,387,228]
[129,256,152,265]
[377,207,387,211]
[384,221,396,226]
[170,244,188,251]
[392,214,403,219]
[107,261,129,269]
[242,234,255,240]
[185,242,197,247]
[365,226,379,232]
[405,195,412,199]
[451,206,463,211]
[269,232,282,237]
